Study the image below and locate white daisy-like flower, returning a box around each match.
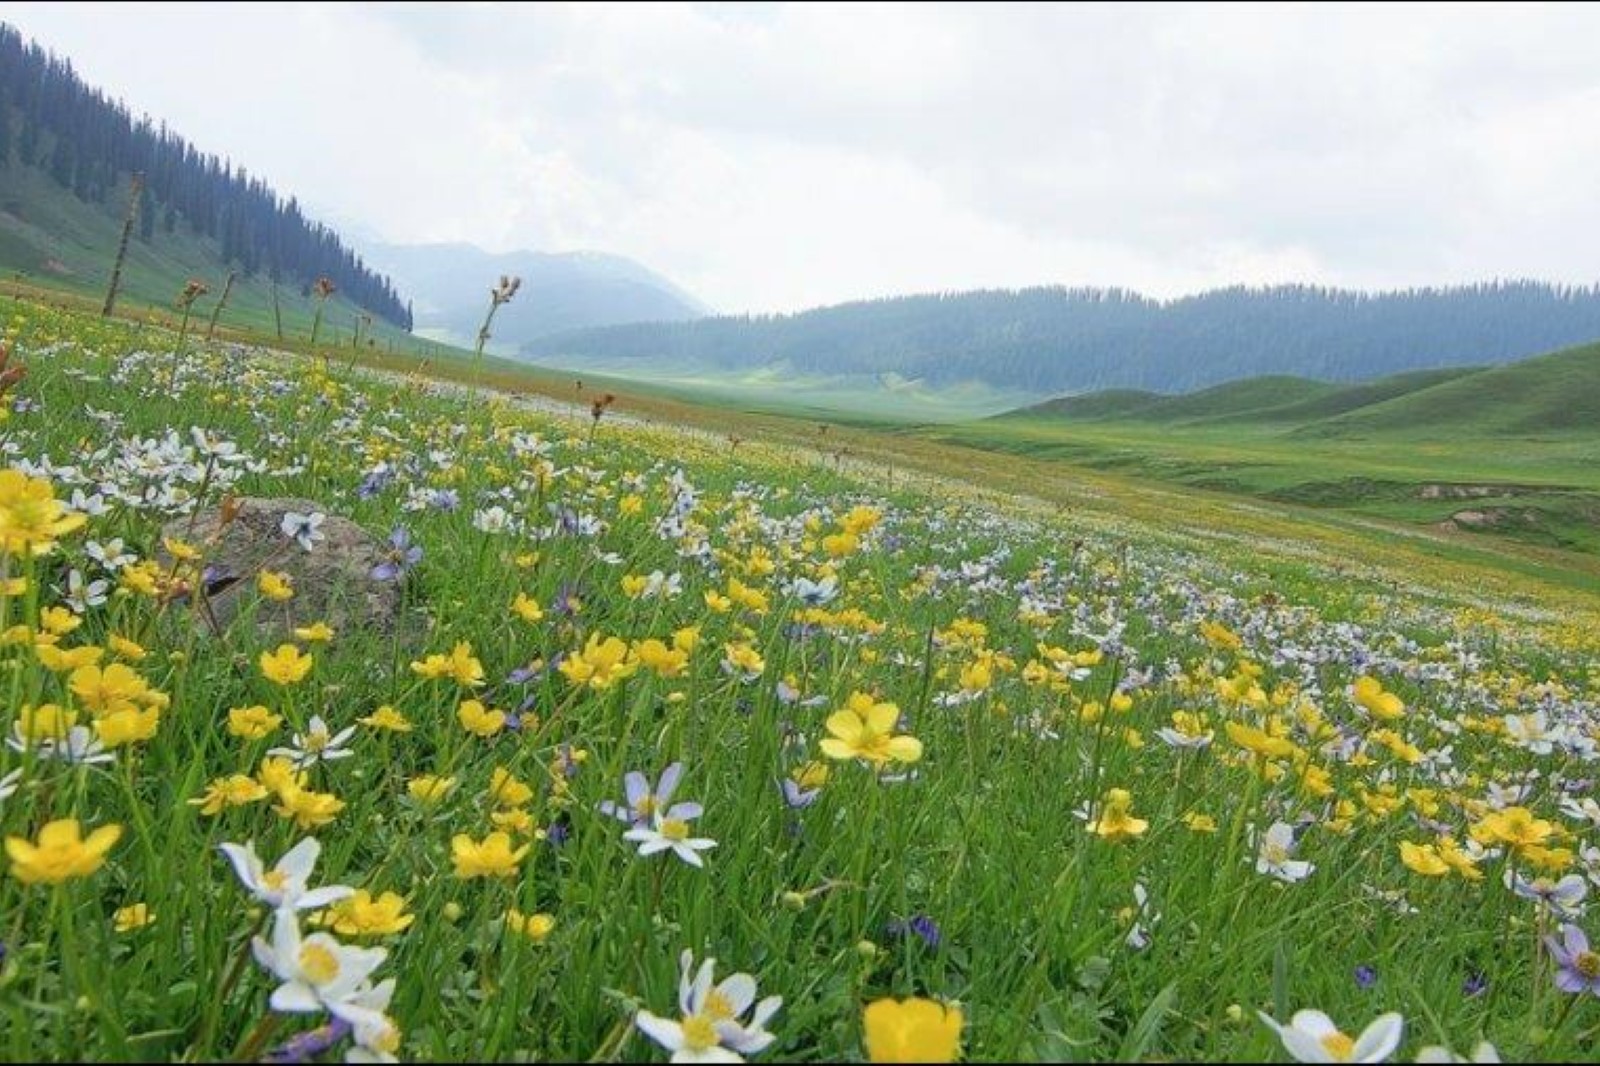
[623,811,718,868]
[634,949,782,1063]
[0,767,22,803]
[8,724,116,766]
[1415,1041,1501,1063]
[251,908,387,1017]
[1257,1009,1403,1063]
[1255,821,1315,883]
[218,837,354,911]
[268,715,358,770]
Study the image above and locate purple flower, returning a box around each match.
[886,914,942,949]
[370,526,423,582]
[356,467,393,500]
[599,762,699,827]
[1547,924,1600,995]
[429,489,460,512]
[552,584,583,618]
[547,814,572,847]
[1354,964,1378,989]
[263,1019,352,1063]
[1462,971,1488,998]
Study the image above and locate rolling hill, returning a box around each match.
[364,241,706,353]
[1000,341,1600,438]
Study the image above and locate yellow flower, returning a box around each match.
[1471,806,1556,853]
[5,819,121,885]
[273,783,346,829]
[822,531,859,558]
[512,593,544,623]
[633,638,688,678]
[229,704,283,740]
[108,634,148,661]
[505,909,555,944]
[259,644,313,686]
[1225,722,1297,759]
[34,643,103,672]
[1399,841,1450,877]
[458,699,506,737]
[292,622,335,643]
[258,570,294,601]
[113,902,155,932]
[863,998,963,1064]
[162,536,201,562]
[0,469,87,556]
[39,606,80,636]
[410,641,484,687]
[451,831,529,879]
[189,774,270,815]
[407,774,457,805]
[1353,676,1405,721]
[1088,788,1148,841]
[15,703,77,742]
[95,706,161,748]
[557,634,637,690]
[488,767,535,808]
[722,641,766,680]
[69,662,154,716]
[323,890,414,937]
[820,692,922,766]
[1182,811,1218,833]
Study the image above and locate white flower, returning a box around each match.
[1258,1009,1403,1063]
[785,576,837,607]
[252,909,388,1017]
[623,811,718,868]
[219,837,354,911]
[268,715,357,770]
[341,979,402,1062]
[63,569,110,613]
[634,949,782,1063]
[8,724,115,766]
[0,767,21,803]
[1504,868,1587,919]
[85,538,136,571]
[472,505,512,534]
[1256,821,1315,883]
[1415,1041,1500,1063]
[281,511,326,551]
[1559,796,1600,828]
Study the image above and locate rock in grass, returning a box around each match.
[159,497,406,642]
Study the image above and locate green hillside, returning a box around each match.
[1305,341,1600,438]
[0,163,414,347]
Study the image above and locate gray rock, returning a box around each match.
[160,497,405,642]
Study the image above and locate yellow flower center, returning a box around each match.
[704,988,735,1021]
[299,942,340,985]
[1263,843,1289,866]
[680,1014,719,1052]
[636,795,658,818]
[262,870,288,892]
[1578,951,1600,979]
[303,729,329,753]
[660,817,690,842]
[1320,1031,1355,1061]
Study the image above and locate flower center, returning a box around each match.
[1319,1031,1355,1061]
[299,943,340,985]
[1578,951,1600,979]
[1264,843,1289,865]
[680,1014,719,1052]
[704,988,735,1021]
[660,817,690,842]
[304,729,329,753]
[262,870,289,892]
[636,795,658,818]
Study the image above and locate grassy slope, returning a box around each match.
[0,163,424,351]
[951,342,1600,557]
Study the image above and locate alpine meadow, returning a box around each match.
[1,5,1599,1066]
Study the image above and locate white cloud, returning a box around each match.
[3,1,1598,312]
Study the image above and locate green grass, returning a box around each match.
[0,294,1596,1064]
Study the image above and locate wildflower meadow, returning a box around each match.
[0,296,1597,1063]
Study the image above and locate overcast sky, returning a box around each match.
[4,2,1599,313]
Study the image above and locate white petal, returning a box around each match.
[1351,1012,1403,1062]
[269,981,322,1013]
[635,1011,686,1052]
[278,837,322,882]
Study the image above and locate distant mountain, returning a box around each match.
[520,282,1600,395]
[363,242,706,352]
[997,340,1600,438]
